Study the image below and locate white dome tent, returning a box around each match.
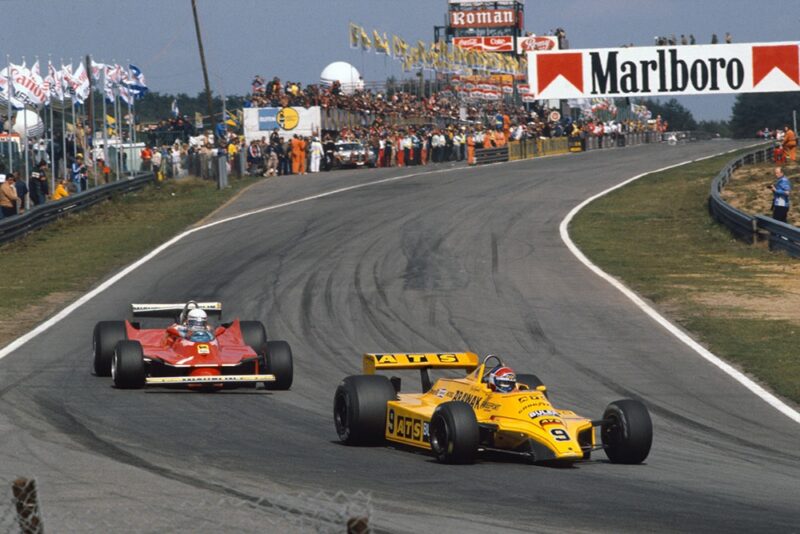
[319,62,364,95]
[12,109,44,138]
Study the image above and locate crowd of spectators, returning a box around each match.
[653,32,732,46]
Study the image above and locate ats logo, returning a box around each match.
[530,42,800,99]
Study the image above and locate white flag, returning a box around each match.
[10,61,46,106]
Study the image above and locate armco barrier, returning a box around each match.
[708,144,800,257]
[0,172,155,245]
[474,146,509,164]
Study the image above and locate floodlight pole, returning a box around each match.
[191,0,214,130]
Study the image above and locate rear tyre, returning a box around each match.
[333,375,395,445]
[430,401,479,464]
[602,399,653,464]
[93,321,127,377]
[263,340,293,390]
[239,321,268,354]
[517,373,548,399]
[112,340,146,389]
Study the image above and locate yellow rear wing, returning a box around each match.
[363,352,479,374]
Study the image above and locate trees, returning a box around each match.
[640,98,698,131]
[729,93,800,138]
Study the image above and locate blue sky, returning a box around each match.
[2,0,798,121]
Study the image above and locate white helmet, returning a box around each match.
[187,308,207,331]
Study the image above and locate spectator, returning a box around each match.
[769,166,791,222]
[71,154,87,193]
[152,147,163,180]
[52,178,70,201]
[0,174,19,217]
[140,144,153,171]
[711,33,719,44]
[725,32,732,44]
[30,161,49,206]
[170,144,182,178]
[781,125,796,162]
[13,172,28,214]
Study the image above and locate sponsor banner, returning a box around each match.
[449,9,518,29]
[243,106,321,141]
[454,36,514,53]
[528,41,800,100]
[517,35,558,54]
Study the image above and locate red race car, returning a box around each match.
[92,301,293,391]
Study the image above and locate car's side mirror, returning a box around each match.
[214,326,226,336]
[536,385,547,393]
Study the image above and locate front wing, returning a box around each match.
[145,374,275,385]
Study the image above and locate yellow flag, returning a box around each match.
[360,27,371,50]
[349,23,360,49]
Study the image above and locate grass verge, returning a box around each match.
[0,176,258,345]
[570,151,800,405]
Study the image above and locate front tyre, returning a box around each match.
[112,340,146,389]
[430,401,479,464]
[602,399,653,464]
[93,321,127,376]
[263,340,293,390]
[333,375,395,445]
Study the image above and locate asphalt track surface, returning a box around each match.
[1,140,798,533]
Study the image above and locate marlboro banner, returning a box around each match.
[528,42,800,100]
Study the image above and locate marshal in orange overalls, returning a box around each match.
[783,127,797,162]
[467,135,476,165]
[291,137,305,174]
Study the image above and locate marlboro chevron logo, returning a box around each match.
[528,42,800,99]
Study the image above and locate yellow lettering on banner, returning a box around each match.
[438,354,458,363]
[378,354,398,364]
[406,354,428,363]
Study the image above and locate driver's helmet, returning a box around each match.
[186,308,208,331]
[488,366,517,393]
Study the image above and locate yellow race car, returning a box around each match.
[333,352,652,464]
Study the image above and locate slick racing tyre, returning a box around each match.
[112,340,146,389]
[93,321,127,377]
[516,373,546,394]
[601,399,653,464]
[430,401,479,464]
[263,340,293,390]
[240,321,268,355]
[333,375,395,445]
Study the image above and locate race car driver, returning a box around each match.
[487,365,517,393]
[166,308,215,343]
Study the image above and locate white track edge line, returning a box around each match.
[558,144,800,424]
[0,165,467,361]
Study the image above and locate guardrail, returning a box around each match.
[708,144,800,257]
[0,173,155,246]
[474,146,509,164]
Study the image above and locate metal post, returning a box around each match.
[191,0,215,128]
[48,99,55,193]
[101,65,108,170]
[7,54,13,173]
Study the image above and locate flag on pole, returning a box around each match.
[10,61,47,106]
[171,98,179,118]
[70,62,90,103]
[0,67,24,109]
[123,64,148,99]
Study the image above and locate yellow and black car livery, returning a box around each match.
[333,352,652,464]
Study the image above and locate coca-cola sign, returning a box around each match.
[454,36,514,52]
